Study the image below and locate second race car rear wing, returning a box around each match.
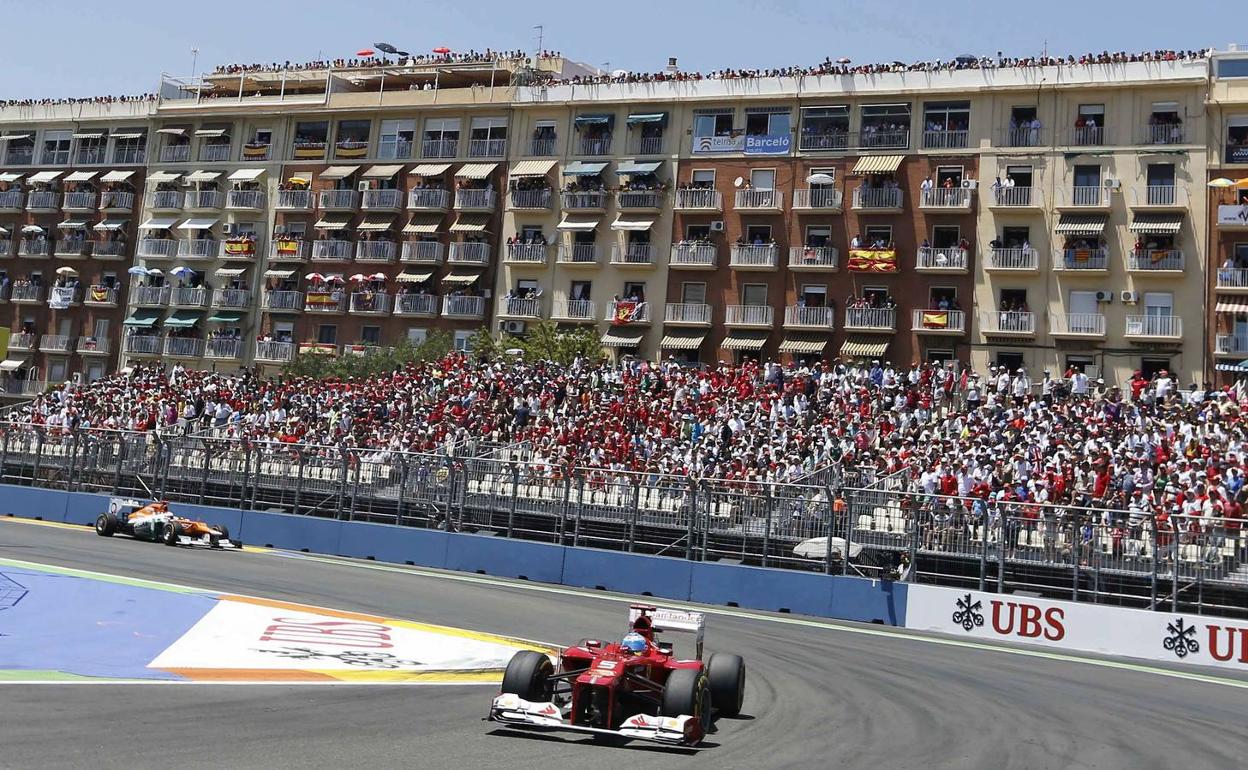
[629,605,705,659]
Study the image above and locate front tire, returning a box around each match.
[661,668,712,735]
[95,513,117,537]
[500,650,553,702]
[707,653,746,716]
[162,521,181,546]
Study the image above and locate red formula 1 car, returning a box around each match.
[488,605,745,747]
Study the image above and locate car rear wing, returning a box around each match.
[629,605,705,659]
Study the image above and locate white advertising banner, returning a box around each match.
[905,585,1248,671]
[1217,204,1248,227]
[48,286,76,310]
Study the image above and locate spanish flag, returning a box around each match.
[847,249,898,273]
[922,311,949,328]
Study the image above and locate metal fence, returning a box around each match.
[1,424,1244,619]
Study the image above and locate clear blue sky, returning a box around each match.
[0,0,1231,99]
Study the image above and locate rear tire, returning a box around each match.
[162,521,181,546]
[95,513,117,537]
[707,653,746,716]
[661,668,711,734]
[500,650,553,702]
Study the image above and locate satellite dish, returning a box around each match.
[807,173,835,185]
[733,176,744,188]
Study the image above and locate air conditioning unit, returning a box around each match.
[503,320,527,335]
[1094,290,1113,303]
[961,179,979,189]
[1104,178,1122,190]
[221,223,235,235]
[709,220,725,232]
[357,181,370,192]
[1120,290,1139,304]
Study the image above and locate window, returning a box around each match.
[931,226,960,249]
[1226,117,1248,163]
[691,169,715,188]
[926,348,955,363]
[1000,288,1028,308]
[744,109,790,138]
[928,287,956,308]
[470,117,508,141]
[1143,291,1173,315]
[865,225,892,245]
[935,166,963,188]
[1073,165,1101,196]
[741,284,767,306]
[1140,358,1171,379]
[335,120,371,157]
[293,121,329,157]
[1065,355,1097,379]
[681,282,707,304]
[93,319,110,338]
[622,282,646,301]
[378,119,415,159]
[41,130,71,165]
[360,326,381,344]
[407,328,427,344]
[799,106,849,149]
[424,118,461,141]
[859,104,911,147]
[570,280,592,301]
[273,321,294,340]
[454,330,473,352]
[805,225,831,247]
[1005,165,1033,187]
[1146,163,1175,187]
[800,284,827,306]
[1001,226,1030,247]
[317,325,337,345]
[693,111,734,138]
[1216,58,1248,78]
[48,360,67,383]
[685,224,711,240]
[923,101,970,147]
[75,132,107,164]
[4,134,34,165]
[520,225,543,241]
[749,168,775,190]
[1077,104,1105,125]
[745,224,771,243]
[86,363,105,382]
[112,130,147,164]
[995,351,1024,372]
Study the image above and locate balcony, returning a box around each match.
[856,128,909,150]
[1125,315,1182,341]
[783,306,835,330]
[26,191,58,211]
[177,239,219,259]
[355,241,397,263]
[922,129,969,150]
[226,190,266,210]
[985,186,1041,209]
[39,334,74,353]
[1127,249,1185,273]
[242,142,272,161]
[407,188,450,210]
[1140,123,1185,145]
[18,239,51,258]
[160,145,191,163]
[505,243,548,265]
[557,244,601,266]
[577,136,612,156]
[269,239,308,262]
[915,247,968,273]
[8,332,37,350]
[84,285,119,306]
[1216,334,1248,357]
[664,303,712,326]
[724,305,774,329]
[262,291,303,312]
[508,189,553,210]
[199,143,231,162]
[184,190,224,211]
[170,287,208,307]
[1216,267,1248,293]
[1049,313,1107,339]
[733,189,782,211]
[149,190,183,211]
[361,189,404,211]
[319,189,359,210]
[393,293,438,317]
[447,242,490,265]
[528,138,557,156]
[551,299,597,323]
[729,244,778,270]
[985,247,1039,272]
[1056,187,1111,210]
[212,288,252,308]
[788,246,838,271]
[1129,186,1186,209]
[275,190,313,210]
[54,240,92,258]
[0,190,23,211]
[454,189,497,211]
[100,191,135,212]
[851,187,903,211]
[561,191,607,211]
[617,191,663,211]
[349,292,393,315]
[311,240,353,262]
[610,244,656,267]
[799,131,849,152]
[304,291,347,313]
[1066,126,1105,146]
[164,337,206,358]
[674,189,721,211]
[1000,126,1046,148]
[206,338,244,360]
[918,188,971,210]
[220,238,257,261]
[981,311,1037,337]
[91,241,128,260]
[400,241,445,265]
[76,337,110,356]
[911,309,966,335]
[669,244,716,269]
[131,285,169,306]
[292,142,327,160]
[1053,248,1109,273]
[46,286,80,307]
[792,188,843,211]
[123,334,163,356]
[844,307,896,332]
[605,300,650,324]
[468,138,507,158]
[443,295,485,319]
[62,191,97,211]
[254,340,296,363]
[422,138,458,159]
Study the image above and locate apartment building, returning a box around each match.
[1208,49,1248,385]
[0,53,1223,390]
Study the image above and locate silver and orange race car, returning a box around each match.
[94,499,240,549]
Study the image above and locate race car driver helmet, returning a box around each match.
[621,632,647,655]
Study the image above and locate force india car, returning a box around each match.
[94,499,240,549]
[488,605,745,747]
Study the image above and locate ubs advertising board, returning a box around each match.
[905,585,1248,671]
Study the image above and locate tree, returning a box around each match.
[466,327,504,362]
[280,330,454,379]
[507,321,605,365]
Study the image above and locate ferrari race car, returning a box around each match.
[488,605,745,747]
[94,499,240,549]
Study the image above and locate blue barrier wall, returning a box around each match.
[6,484,908,626]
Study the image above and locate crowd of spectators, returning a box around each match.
[210,49,560,76]
[0,94,155,108]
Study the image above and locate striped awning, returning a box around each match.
[659,331,706,350]
[1216,362,1248,372]
[509,159,557,177]
[185,170,221,183]
[441,270,483,285]
[409,163,451,176]
[455,163,497,179]
[721,332,769,351]
[1215,297,1248,314]
[611,216,654,231]
[396,271,433,283]
[1129,213,1183,234]
[615,161,662,175]
[227,168,266,182]
[361,164,404,179]
[0,172,22,183]
[557,216,600,231]
[563,161,609,176]
[779,336,828,354]
[851,155,904,174]
[601,329,646,347]
[355,215,396,231]
[314,214,352,229]
[29,170,63,184]
[214,267,247,278]
[840,337,889,358]
[318,166,360,181]
[101,170,135,183]
[449,213,490,232]
[263,269,295,278]
[65,171,98,183]
[147,171,181,184]
[1055,214,1108,235]
[403,213,443,234]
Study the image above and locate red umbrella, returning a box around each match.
[305,272,325,282]
[348,273,367,283]
[369,272,387,281]
[432,46,451,55]
[357,48,376,57]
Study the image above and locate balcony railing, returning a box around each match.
[311,240,353,261]
[350,292,392,314]
[505,243,548,264]
[163,337,206,358]
[62,191,97,210]
[1125,315,1181,339]
[1002,126,1046,147]
[355,241,397,262]
[199,143,231,162]
[1132,186,1185,207]
[448,242,490,264]
[242,142,271,161]
[733,189,782,209]
[254,340,295,362]
[729,244,778,269]
[422,138,458,159]
[844,307,896,331]
[39,334,74,353]
[986,186,1039,207]
[528,138,557,156]
[303,292,347,313]
[100,191,134,211]
[669,244,716,268]
[206,338,244,359]
[124,334,163,355]
[922,129,968,149]
[27,191,58,210]
[674,189,721,210]
[262,291,303,311]
[212,289,252,307]
[177,239,219,259]
[160,145,190,163]
[856,128,909,149]
[408,188,450,210]
[792,189,843,209]
[1067,126,1105,146]
[76,337,109,355]
[605,300,650,323]
[919,188,971,208]
[1128,249,1185,271]
[18,240,50,257]
[916,247,968,271]
[498,297,543,319]
[468,138,507,158]
[276,190,312,210]
[1064,186,1110,207]
[443,295,485,318]
[911,309,966,333]
[784,306,835,329]
[401,241,445,264]
[614,191,661,210]
[170,287,207,307]
[798,131,850,151]
[0,241,9,258]
[75,147,107,165]
[788,246,838,270]
[394,293,438,316]
[628,135,664,155]
[269,240,308,262]
[84,285,119,305]
[184,190,224,210]
[577,136,612,155]
[362,189,404,210]
[1217,268,1248,290]
[54,240,91,258]
[292,142,327,160]
[508,189,552,209]
[226,190,266,210]
[8,332,37,350]
[1217,334,1248,356]
[0,190,22,210]
[1140,123,1185,145]
[664,303,712,325]
[610,244,656,266]
[561,191,607,210]
[150,190,183,210]
[1050,313,1106,337]
[986,247,1038,271]
[852,187,903,209]
[131,285,169,306]
[91,241,128,259]
[319,189,359,210]
[557,244,600,265]
[454,189,496,210]
[724,305,774,327]
[1054,248,1109,271]
[220,239,257,260]
[982,311,1037,335]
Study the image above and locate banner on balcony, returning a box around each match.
[847,249,897,273]
[304,291,340,307]
[1218,205,1248,227]
[89,286,111,303]
[921,311,949,328]
[276,239,302,256]
[242,143,269,159]
[223,239,255,256]
[48,287,76,310]
[611,300,646,326]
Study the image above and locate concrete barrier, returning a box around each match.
[237,510,342,554]
[337,521,449,568]
[562,548,693,600]
[690,562,836,616]
[1,487,69,523]
[444,534,565,583]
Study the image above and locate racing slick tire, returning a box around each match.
[500,650,553,702]
[707,653,746,717]
[94,512,118,537]
[661,668,712,733]
[161,521,181,546]
[211,525,231,548]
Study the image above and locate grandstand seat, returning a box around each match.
[1179,544,1199,564]
[1016,530,1030,550]
[1029,530,1045,549]
[856,514,873,531]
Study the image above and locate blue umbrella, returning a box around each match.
[170,266,195,279]
[127,266,149,276]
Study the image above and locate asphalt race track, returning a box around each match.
[2,520,1246,770]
